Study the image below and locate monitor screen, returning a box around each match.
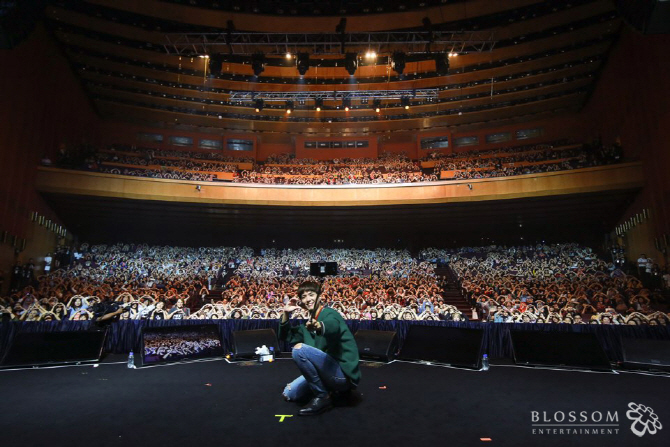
[140,324,223,366]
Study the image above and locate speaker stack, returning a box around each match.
[1,330,107,368]
[621,337,670,372]
[398,325,484,369]
[354,329,398,362]
[510,331,612,371]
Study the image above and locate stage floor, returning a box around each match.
[1,357,668,447]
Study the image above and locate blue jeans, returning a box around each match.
[283,344,350,400]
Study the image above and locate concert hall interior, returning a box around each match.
[1,1,669,446]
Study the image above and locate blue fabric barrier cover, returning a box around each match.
[1,320,669,362]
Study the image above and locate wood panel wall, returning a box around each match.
[0,24,100,281]
[582,27,670,264]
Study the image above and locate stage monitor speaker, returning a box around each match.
[622,337,670,371]
[310,262,338,277]
[1,330,107,368]
[232,328,279,359]
[398,325,484,368]
[354,329,398,362]
[511,331,611,371]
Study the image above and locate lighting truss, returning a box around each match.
[163,30,496,56]
[228,89,440,103]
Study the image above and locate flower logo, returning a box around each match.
[626,402,662,437]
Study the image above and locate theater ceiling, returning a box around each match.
[44,0,623,136]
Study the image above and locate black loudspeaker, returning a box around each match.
[208,55,224,76]
[399,325,484,369]
[511,331,611,371]
[621,337,670,371]
[232,328,279,359]
[616,0,670,34]
[1,330,107,368]
[354,329,398,362]
[0,0,45,49]
[309,262,338,277]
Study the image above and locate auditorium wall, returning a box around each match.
[101,122,258,159]
[294,135,378,160]
[582,26,670,266]
[0,24,101,290]
[379,136,418,159]
[109,113,586,165]
[256,141,294,161]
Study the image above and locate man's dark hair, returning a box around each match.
[297,281,321,298]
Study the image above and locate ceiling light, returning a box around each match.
[373,99,381,113]
[342,97,351,112]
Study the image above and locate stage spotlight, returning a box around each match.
[345,53,358,75]
[285,52,292,59]
[434,52,449,75]
[392,51,406,75]
[296,53,310,75]
[365,50,377,60]
[285,100,294,114]
[373,99,381,113]
[254,99,264,112]
[251,53,266,76]
[314,97,323,111]
[342,97,351,111]
[401,96,410,109]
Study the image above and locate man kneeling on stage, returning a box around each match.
[279,280,361,416]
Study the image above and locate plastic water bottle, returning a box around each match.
[269,346,275,361]
[482,354,489,371]
[127,351,135,369]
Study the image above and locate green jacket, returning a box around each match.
[278,307,361,386]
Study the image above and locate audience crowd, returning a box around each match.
[234,153,434,185]
[48,139,624,186]
[428,140,623,180]
[100,166,216,181]
[0,244,462,322]
[421,243,668,325]
[3,242,666,325]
